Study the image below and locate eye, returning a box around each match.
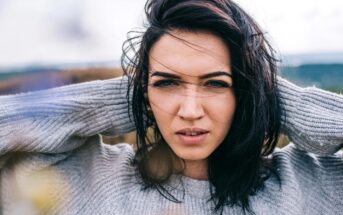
[205,80,231,88]
[152,79,179,87]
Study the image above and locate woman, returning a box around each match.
[0,0,342,214]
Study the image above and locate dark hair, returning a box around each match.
[121,0,282,214]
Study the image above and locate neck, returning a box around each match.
[182,159,208,180]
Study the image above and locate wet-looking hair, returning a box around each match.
[121,0,282,214]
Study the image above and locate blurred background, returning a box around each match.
[0,0,342,137]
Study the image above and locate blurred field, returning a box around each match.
[281,64,343,93]
[0,67,123,95]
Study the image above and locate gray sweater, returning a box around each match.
[0,76,342,215]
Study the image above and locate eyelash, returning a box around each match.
[205,80,231,88]
[152,79,179,87]
[152,79,231,88]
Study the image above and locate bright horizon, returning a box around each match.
[0,0,342,67]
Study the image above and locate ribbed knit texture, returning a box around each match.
[0,76,342,214]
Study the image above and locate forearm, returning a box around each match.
[277,76,343,155]
[0,76,135,155]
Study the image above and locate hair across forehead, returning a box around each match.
[148,30,231,78]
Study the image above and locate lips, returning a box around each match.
[176,128,209,144]
[176,128,209,135]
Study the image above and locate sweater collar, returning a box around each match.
[165,174,212,200]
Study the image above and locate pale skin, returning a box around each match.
[147,30,236,180]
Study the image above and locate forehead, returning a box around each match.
[149,30,231,77]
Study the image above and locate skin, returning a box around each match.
[147,30,236,180]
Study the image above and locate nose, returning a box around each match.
[176,90,205,121]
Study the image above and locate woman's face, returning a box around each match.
[147,30,236,165]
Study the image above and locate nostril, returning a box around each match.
[177,93,205,120]
[177,104,205,120]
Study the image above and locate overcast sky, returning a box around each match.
[0,0,342,67]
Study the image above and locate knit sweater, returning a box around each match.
[0,76,342,215]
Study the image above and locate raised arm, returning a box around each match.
[277,76,343,155]
[0,76,135,155]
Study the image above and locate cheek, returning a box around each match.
[147,89,176,132]
[207,93,236,122]
[207,94,236,142]
[147,89,179,117]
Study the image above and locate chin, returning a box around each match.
[176,152,209,162]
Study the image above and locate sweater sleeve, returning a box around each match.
[0,76,135,155]
[277,76,343,155]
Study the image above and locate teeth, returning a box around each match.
[184,132,202,136]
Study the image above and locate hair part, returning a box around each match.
[121,0,282,214]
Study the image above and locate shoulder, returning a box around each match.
[273,143,343,170]
[75,136,136,169]
[100,141,135,157]
[271,143,343,205]
[272,143,343,179]
[53,137,138,196]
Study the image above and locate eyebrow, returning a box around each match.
[150,71,232,79]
